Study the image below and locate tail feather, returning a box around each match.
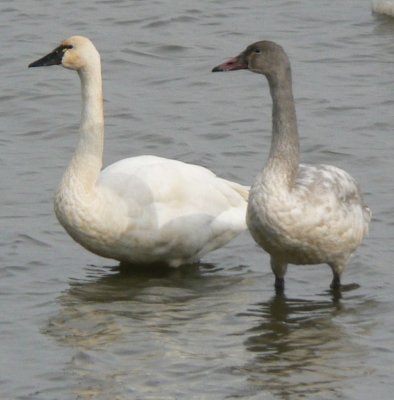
[221,179,250,202]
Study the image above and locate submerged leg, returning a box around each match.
[330,272,341,290]
[271,258,288,292]
[275,276,285,292]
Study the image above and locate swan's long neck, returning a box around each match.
[61,62,104,196]
[265,66,300,188]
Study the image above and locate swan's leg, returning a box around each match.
[275,276,285,292]
[330,273,341,289]
[329,263,343,289]
[271,258,287,292]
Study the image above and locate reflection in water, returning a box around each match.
[42,263,377,399]
[43,263,251,399]
[45,263,206,348]
[240,292,368,399]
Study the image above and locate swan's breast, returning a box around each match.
[54,178,130,258]
[247,163,369,264]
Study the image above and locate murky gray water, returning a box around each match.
[1,0,393,399]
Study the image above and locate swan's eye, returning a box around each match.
[254,48,262,54]
[62,45,73,52]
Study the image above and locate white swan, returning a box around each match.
[213,41,371,290]
[29,36,249,267]
[372,1,394,16]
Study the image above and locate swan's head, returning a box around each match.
[212,40,290,77]
[29,36,100,71]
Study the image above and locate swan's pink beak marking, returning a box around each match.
[212,57,247,72]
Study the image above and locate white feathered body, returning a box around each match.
[26,36,249,267]
[55,155,248,267]
[247,163,371,269]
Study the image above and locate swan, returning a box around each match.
[372,1,394,16]
[212,41,370,290]
[28,35,249,267]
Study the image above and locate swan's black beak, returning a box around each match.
[212,55,248,72]
[28,45,67,68]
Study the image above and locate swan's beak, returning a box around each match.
[212,55,247,72]
[29,45,65,68]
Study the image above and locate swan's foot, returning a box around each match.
[330,273,341,290]
[274,276,285,293]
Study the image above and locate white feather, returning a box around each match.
[31,36,248,267]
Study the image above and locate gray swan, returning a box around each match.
[213,41,371,290]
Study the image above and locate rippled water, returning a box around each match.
[1,0,394,399]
